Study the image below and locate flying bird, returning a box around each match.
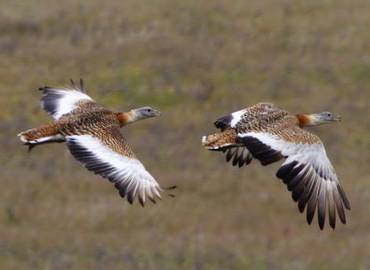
[18,79,174,206]
[202,102,350,230]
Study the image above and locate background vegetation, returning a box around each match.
[1,0,369,269]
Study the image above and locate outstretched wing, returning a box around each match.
[39,80,105,120]
[237,126,351,230]
[65,126,163,205]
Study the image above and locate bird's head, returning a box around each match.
[298,111,341,127]
[311,112,341,125]
[132,106,161,120]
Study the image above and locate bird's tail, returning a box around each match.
[201,128,239,151]
[18,123,65,151]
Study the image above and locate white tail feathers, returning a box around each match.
[17,132,29,143]
[18,125,65,152]
[18,132,65,152]
[18,133,64,145]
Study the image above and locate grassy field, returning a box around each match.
[1,0,370,269]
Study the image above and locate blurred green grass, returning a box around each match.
[1,0,370,269]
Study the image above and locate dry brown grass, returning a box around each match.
[1,0,370,269]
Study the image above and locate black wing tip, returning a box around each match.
[318,219,337,230]
[127,195,134,204]
[298,203,305,213]
[38,79,86,92]
[337,184,351,210]
[69,78,85,92]
[163,185,176,198]
[306,211,314,225]
[225,148,234,162]
[119,186,136,205]
[138,197,145,207]
[329,222,336,230]
[318,218,325,230]
[301,205,337,230]
[307,200,348,230]
[38,86,52,91]
[164,185,177,190]
[39,78,86,92]
[119,189,156,207]
[118,186,163,206]
[232,157,239,166]
[80,78,85,92]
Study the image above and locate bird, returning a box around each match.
[18,79,175,206]
[202,102,350,230]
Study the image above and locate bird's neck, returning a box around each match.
[116,111,138,127]
[296,114,315,127]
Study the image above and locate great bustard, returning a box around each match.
[18,79,174,206]
[202,102,350,230]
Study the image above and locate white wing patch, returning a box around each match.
[239,132,320,159]
[66,135,162,205]
[230,109,247,127]
[40,87,94,120]
[239,132,334,175]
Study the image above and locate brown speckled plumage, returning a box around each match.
[19,123,61,142]
[59,112,136,159]
[202,128,238,149]
[60,100,106,119]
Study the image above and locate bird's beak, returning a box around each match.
[332,114,341,121]
[153,109,161,117]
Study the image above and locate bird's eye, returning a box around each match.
[147,109,151,112]
[327,113,331,117]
